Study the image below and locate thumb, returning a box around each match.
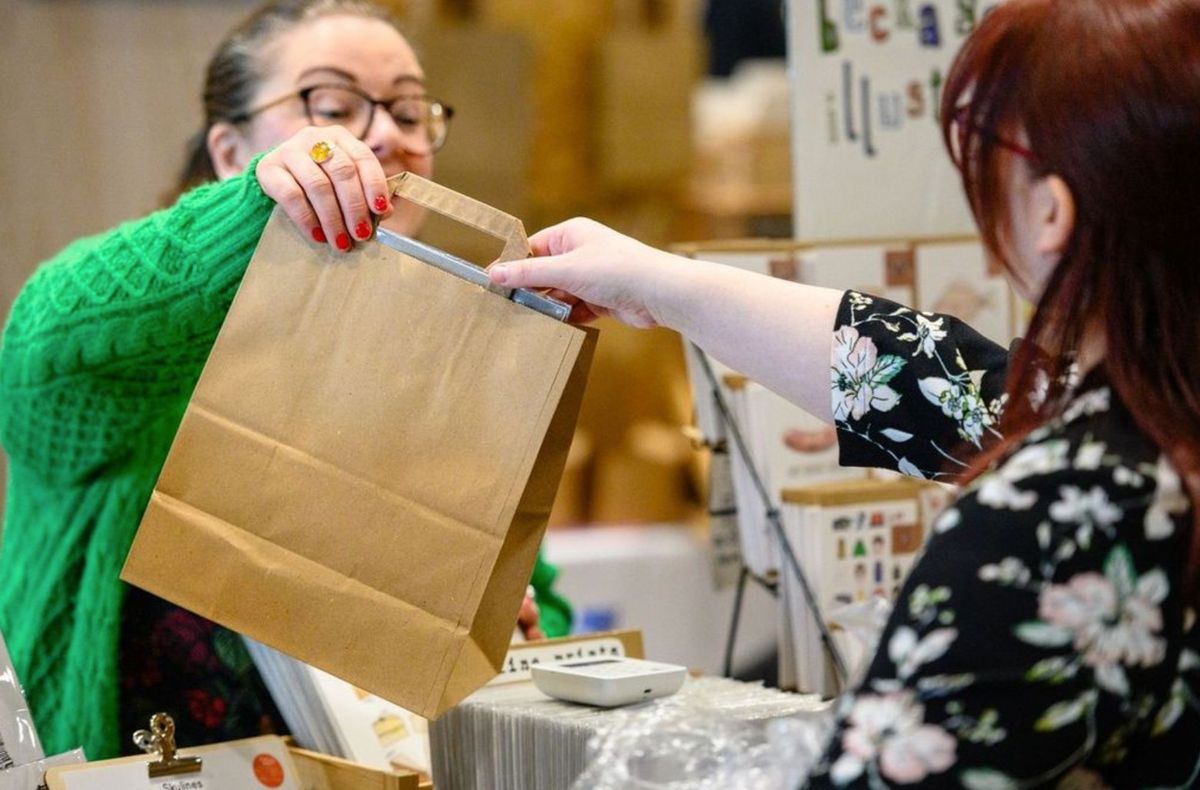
[488,255,577,292]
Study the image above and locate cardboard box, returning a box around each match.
[290,747,428,790]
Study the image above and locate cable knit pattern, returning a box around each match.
[0,158,274,760]
[0,159,573,759]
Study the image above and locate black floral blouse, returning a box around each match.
[804,292,1200,789]
[117,589,286,752]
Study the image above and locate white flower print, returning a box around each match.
[830,691,957,785]
[897,313,948,358]
[989,392,1009,421]
[961,768,1022,789]
[1028,424,1054,444]
[1049,486,1122,530]
[897,457,925,479]
[1029,369,1050,411]
[934,507,961,534]
[848,291,875,309]
[978,476,1037,510]
[832,326,903,422]
[918,377,994,447]
[1025,547,1169,695]
[888,626,958,680]
[1061,387,1111,425]
[1145,454,1189,541]
[1112,466,1146,489]
[979,557,1032,586]
[1152,679,1186,736]
[816,291,1200,786]
[1000,440,1070,481]
[1074,441,1106,471]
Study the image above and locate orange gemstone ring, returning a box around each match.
[309,141,335,165]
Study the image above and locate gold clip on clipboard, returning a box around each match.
[134,713,202,778]
[45,714,300,790]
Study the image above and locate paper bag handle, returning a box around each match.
[388,172,531,263]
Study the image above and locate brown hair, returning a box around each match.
[942,0,1200,584]
[172,0,403,200]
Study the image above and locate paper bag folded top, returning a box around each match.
[122,173,596,718]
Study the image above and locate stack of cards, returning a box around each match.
[429,676,827,790]
[243,639,430,775]
[777,479,934,696]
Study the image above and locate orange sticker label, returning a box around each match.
[891,522,924,555]
[253,753,285,788]
[885,249,915,287]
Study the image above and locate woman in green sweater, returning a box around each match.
[0,0,570,760]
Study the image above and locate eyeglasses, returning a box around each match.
[232,83,455,153]
[950,104,1038,166]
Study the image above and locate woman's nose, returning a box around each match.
[364,108,434,162]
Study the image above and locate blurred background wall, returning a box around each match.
[0,0,793,530]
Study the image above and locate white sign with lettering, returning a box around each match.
[789,0,1005,241]
[492,637,629,685]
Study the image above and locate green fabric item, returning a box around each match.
[0,160,570,759]
[530,546,572,639]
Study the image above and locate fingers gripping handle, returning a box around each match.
[388,172,531,263]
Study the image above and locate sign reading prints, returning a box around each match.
[490,630,645,685]
[790,0,1005,241]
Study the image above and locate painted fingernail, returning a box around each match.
[311,227,327,244]
[335,232,351,251]
[373,195,389,212]
[354,220,372,240]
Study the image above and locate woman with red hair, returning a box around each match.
[491,0,1200,784]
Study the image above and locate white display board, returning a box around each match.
[789,0,1004,241]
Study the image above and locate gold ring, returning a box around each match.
[309,141,335,164]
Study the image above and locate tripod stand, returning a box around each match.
[693,344,848,687]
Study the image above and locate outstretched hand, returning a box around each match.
[488,218,684,328]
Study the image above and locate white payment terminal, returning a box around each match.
[530,657,688,707]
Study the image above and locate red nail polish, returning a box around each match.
[355,221,371,240]
[311,227,327,244]
[335,232,351,251]
[373,195,389,212]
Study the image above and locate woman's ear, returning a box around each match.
[1037,174,1076,258]
[207,121,251,180]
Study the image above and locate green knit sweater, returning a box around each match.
[0,163,571,760]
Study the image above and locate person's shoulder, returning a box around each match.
[987,376,1162,483]
[930,376,1191,584]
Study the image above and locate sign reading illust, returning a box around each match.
[791,1,1005,241]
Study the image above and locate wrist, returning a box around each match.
[644,249,692,329]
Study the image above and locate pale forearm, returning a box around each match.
[490,219,846,422]
[649,255,844,423]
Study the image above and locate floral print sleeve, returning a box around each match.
[804,376,1200,788]
[832,291,1010,481]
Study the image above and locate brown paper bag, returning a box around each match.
[121,174,596,718]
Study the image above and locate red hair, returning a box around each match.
[941,0,1200,589]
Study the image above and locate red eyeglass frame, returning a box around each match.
[952,104,1039,164]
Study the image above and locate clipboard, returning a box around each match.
[45,714,299,790]
[43,712,426,790]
